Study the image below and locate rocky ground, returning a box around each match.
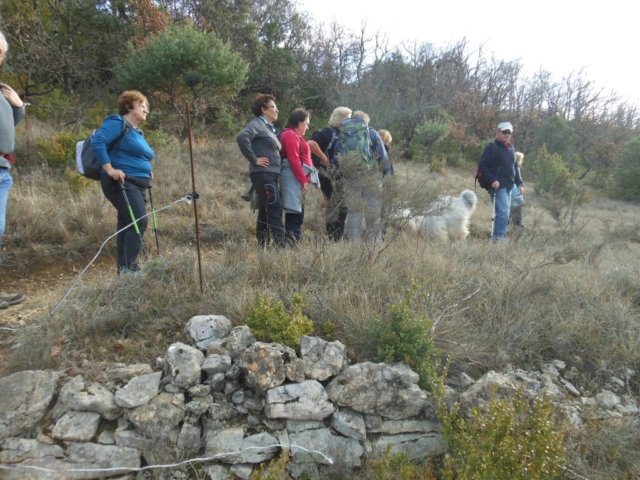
[0,254,112,375]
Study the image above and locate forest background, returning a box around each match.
[2,0,640,198]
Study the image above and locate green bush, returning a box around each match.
[64,168,94,194]
[375,295,438,390]
[436,388,566,480]
[531,144,574,200]
[613,136,640,201]
[245,293,314,349]
[37,131,85,167]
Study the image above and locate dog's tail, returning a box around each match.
[461,189,478,210]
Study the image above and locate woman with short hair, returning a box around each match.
[93,90,155,274]
[279,108,314,243]
[236,94,285,248]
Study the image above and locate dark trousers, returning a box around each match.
[319,169,347,242]
[101,175,148,271]
[285,206,304,243]
[510,206,524,227]
[250,171,285,248]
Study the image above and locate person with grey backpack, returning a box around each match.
[337,111,389,244]
[92,91,155,274]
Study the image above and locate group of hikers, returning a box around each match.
[0,23,526,309]
[237,95,394,249]
[237,95,526,248]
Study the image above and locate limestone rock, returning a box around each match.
[459,369,563,416]
[177,422,201,455]
[286,357,306,383]
[235,431,279,464]
[0,370,59,440]
[226,326,257,360]
[596,390,621,410]
[326,362,431,420]
[239,342,288,393]
[331,408,366,440]
[204,426,244,463]
[367,419,442,435]
[290,428,364,468]
[185,315,232,349]
[300,336,347,381]
[371,433,447,461]
[107,364,153,383]
[115,371,162,408]
[57,375,121,420]
[126,392,185,438]
[51,411,101,441]
[265,380,335,420]
[0,437,64,463]
[230,463,254,479]
[164,343,205,388]
[202,354,232,376]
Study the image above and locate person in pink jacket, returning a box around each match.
[279,108,312,243]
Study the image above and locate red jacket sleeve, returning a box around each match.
[280,129,309,185]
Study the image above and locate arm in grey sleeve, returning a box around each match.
[236,121,260,165]
[12,105,25,126]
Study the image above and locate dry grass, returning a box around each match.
[4,124,640,478]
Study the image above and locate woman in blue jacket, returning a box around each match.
[92,91,155,274]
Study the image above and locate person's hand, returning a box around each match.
[0,83,24,108]
[301,183,309,194]
[255,157,269,167]
[492,181,500,190]
[320,156,328,167]
[518,185,524,195]
[150,172,154,181]
[108,168,125,183]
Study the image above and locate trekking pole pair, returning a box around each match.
[117,180,161,259]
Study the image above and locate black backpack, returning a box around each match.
[75,116,130,180]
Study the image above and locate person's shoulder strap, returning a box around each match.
[325,126,338,153]
[108,115,130,153]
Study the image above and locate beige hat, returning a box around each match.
[497,122,513,132]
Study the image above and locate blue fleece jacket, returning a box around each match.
[92,114,155,178]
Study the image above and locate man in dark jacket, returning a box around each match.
[478,122,524,240]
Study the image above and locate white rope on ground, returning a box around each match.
[0,444,334,475]
[0,194,194,333]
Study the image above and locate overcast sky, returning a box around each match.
[299,0,639,107]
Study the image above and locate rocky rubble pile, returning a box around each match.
[0,315,637,479]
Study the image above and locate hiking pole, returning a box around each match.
[118,180,149,261]
[148,185,160,255]
[185,102,204,294]
[490,191,497,241]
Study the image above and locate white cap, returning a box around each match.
[497,122,513,132]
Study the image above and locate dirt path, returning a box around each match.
[0,255,113,374]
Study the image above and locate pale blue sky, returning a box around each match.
[299,0,639,107]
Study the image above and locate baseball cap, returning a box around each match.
[497,122,513,132]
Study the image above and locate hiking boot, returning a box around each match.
[0,300,8,309]
[0,291,25,306]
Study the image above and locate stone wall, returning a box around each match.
[0,315,637,479]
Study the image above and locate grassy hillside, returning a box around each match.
[1,133,640,478]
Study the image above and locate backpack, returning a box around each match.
[475,142,498,191]
[334,118,372,166]
[76,116,130,180]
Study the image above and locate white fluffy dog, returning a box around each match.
[398,189,478,242]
